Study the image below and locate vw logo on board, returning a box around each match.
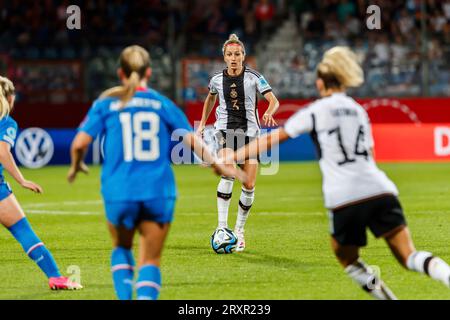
[15,128,54,169]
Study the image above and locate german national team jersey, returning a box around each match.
[79,88,193,202]
[0,116,18,181]
[208,66,272,137]
[284,92,398,209]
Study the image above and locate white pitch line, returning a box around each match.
[276,196,322,201]
[25,210,322,217]
[256,211,324,216]
[176,211,324,216]
[22,200,103,208]
[26,209,100,215]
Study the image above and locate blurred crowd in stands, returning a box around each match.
[0,0,449,102]
[264,0,450,98]
[0,0,271,58]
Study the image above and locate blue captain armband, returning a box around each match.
[2,126,17,147]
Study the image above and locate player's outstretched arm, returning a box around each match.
[183,132,247,183]
[68,132,92,183]
[231,128,290,163]
[0,141,43,193]
[196,93,217,137]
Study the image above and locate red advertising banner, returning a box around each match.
[372,124,450,162]
[185,98,450,162]
[185,98,450,125]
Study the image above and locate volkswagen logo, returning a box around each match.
[15,128,54,169]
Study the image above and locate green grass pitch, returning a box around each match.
[0,162,449,300]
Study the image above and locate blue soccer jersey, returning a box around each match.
[0,116,18,181]
[79,88,193,202]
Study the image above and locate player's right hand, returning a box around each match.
[262,113,278,127]
[67,162,89,183]
[21,180,43,194]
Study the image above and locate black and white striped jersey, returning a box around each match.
[284,92,399,209]
[208,66,272,137]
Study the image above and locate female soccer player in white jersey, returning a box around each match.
[229,47,450,299]
[68,46,244,300]
[197,34,279,252]
[0,76,82,290]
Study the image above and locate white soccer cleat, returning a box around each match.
[234,229,245,252]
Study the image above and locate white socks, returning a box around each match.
[235,187,255,232]
[217,178,255,232]
[345,259,397,300]
[344,252,450,300]
[407,251,450,287]
[217,177,234,228]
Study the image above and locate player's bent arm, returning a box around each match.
[183,132,246,183]
[233,128,290,163]
[0,142,26,185]
[68,132,92,183]
[198,93,217,133]
[263,91,280,116]
[262,92,280,126]
[0,141,43,193]
[70,131,92,165]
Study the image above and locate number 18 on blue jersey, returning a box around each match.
[79,89,193,202]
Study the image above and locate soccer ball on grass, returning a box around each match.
[211,227,237,254]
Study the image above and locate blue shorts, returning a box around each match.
[104,198,176,230]
[0,182,12,201]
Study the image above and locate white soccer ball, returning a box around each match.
[210,227,237,254]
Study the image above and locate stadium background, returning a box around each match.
[1,0,449,167]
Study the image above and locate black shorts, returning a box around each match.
[329,195,407,247]
[215,130,255,151]
[214,130,259,162]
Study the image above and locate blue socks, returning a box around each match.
[9,218,163,299]
[136,264,161,300]
[111,247,161,300]
[8,217,61,278]
[111,248,161,300]
[111,247,135,300]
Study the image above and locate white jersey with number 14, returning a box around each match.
[284,92,398,209]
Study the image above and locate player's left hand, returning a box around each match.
[262,113,278,127]
[67,162,89,183]
[21,180,43,194]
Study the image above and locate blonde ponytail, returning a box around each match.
[101,45,151,108]
[0,76,14,120]
[122,71,140,104]
[222,33,246,55]
[101,71,140,106]
[317,46,364,89]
